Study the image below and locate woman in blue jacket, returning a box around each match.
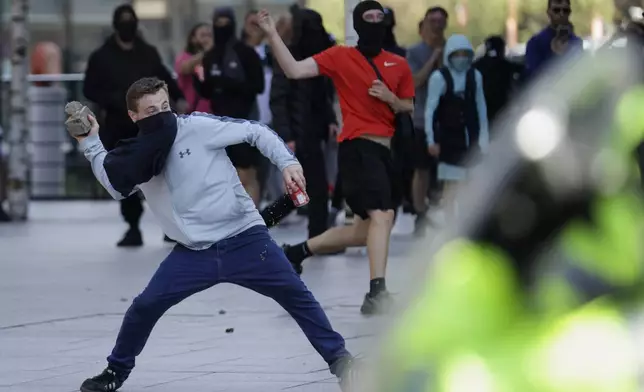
[424,34,489,220]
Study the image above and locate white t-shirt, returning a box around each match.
[254,44,273,125]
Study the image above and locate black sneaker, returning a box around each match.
[117,228,143,247]
[414,214,428,237]
[402,200,416,214]
[0,207,10,222]
[80,367,125,392]
[360,291,392,315]
[282,244,303,275]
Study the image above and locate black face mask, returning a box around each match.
[136,110,177,137]
[213,24,235,47]
[353,1,386,58]
[115,20,138,43]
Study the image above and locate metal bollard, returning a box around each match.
[28,85,66,198]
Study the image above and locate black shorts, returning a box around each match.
[413,127,435,169]
[338,138,399,219]
[226,144,261,169]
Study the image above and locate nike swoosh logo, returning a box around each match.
[384,62,396,67]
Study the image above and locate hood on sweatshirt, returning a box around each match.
[444,34,475,73]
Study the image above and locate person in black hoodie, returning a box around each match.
[382,7,406,57]
[83,4,185,247]
[270,8,337,239]
[473,35,523,129]
[196,7,265,206]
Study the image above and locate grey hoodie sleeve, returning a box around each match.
[195,115,299,171]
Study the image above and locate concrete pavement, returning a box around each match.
[0,201,420,392]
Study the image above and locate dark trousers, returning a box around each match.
[120,194,143,229]
[331,173,343,210]
[106,225,349,377]
[297,140,329,238]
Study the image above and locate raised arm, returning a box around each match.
[409,47,442,88]
[257,10,319,80]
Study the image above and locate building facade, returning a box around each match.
[0,0,299,73]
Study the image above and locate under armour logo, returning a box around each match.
[179,149,191,158]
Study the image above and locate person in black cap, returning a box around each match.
[258,0,415,315]
[473,35,523,128]
[83,3,186,247]
[195,7,265,206]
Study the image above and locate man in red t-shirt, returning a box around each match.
[257,0,414,315]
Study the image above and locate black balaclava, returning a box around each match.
[484,35,505,58]
[293,9,333,59]
[112,4,139,44]
[382,7,397,50]
[353,0,386,58]
[212,7,237,47]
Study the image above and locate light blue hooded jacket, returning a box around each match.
[423,34,489,152]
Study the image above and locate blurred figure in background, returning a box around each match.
[382,6,414,218]
[473,35,523,129]
[424,34,489,221]
[407,6,448,235]
[243,10,273,127]
[270,7,337,239]
[174,23,213,114]
[382,7,405,57]
[83,4,186,247]
[524,0,582,81]
[0,125,8,222]
[275,13,294,45]
[243,10,274,204]
[196,7,265,206]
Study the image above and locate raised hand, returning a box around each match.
[256,10,277,36]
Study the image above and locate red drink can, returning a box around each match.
[289,185,310,207]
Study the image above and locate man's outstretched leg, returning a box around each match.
[284,138,397,314]
[283,210,394,314]
[220,225,360,389]
[80,246,218,392]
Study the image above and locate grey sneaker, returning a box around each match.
[334,356,362,392]
[360,291,392,315]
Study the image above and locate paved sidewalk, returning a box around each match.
[0,202,421,392]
